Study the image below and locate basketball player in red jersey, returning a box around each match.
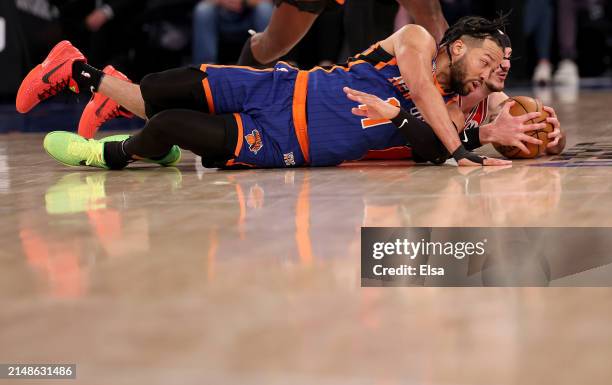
[458,45,565,155]
[237,0,448,67]
[360,43,566,161]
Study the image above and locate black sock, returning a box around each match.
[72,61,104,93]
[103,141,131,170]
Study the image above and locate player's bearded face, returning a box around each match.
[449,55,471,96]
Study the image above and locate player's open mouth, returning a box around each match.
[471,81,481,90]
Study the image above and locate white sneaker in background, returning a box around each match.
[532,61,552,86]
[555,83,579,104]
[533,85,553,105]
[554,59,580,86]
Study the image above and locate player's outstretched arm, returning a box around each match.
[380,25,496,166]
[345,87,511,166]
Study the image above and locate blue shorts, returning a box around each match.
[199,63,307,168]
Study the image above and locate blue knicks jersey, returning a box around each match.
[304,44,457,166]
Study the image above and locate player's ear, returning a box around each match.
[451,39,467,59]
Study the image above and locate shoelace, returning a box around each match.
[38,78,70,100]
[67,139,103,166]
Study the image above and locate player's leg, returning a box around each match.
[16,40,211,119]
[117,110,237,165]
[85,66,211,121]
[82,66,212,137]
[237,1,319,66]
[43,110,238,170]
[96,74,147,119]
[398,0,448,43]
[15,40,147,119]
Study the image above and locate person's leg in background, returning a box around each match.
[344,0,397,55]
[313,5,344,66]
[554,0,580,85]
[399,0,448,43]
[238,2,319,66]
[214,0,274,63]
[343,0,375,55]
[251,1,275,33]
[524,0,553,85]
[193,1,220,64]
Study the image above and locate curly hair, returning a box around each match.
[440,15,510,49]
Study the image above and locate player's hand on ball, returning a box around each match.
[543,105,563,150]
[344,87,400,120]
[489,100,547,155]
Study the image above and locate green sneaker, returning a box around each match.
[44,131,108,169]
[100,134,181,167]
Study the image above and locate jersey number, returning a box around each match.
[360,97,400,129]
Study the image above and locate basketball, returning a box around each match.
[493,96,554,159]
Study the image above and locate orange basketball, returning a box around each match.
[493,96,553,159]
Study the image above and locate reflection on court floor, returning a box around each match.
[1,90,612,384]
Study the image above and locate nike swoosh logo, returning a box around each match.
[42,60,68,84]
[398,119,409,128]
[461,129,469,143]
[95,98,110,117]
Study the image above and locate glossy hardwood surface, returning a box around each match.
[1,90,611,384]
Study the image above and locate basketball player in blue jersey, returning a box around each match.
[17,16,510,170]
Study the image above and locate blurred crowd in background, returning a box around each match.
[1,0,612,100]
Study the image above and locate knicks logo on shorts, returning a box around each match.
[245,129,263,154]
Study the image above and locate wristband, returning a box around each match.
[461,124,482,151]
[390,108,411,129]
[452,144,485,164]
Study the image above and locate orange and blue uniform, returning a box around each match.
[199,44,457,167]
[363,94,491,161]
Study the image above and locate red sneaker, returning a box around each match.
[78,65,134,139]
[16,40,86,113]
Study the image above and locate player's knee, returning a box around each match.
[140,72,170,118]
[145,110,178,137]
[140,72,163,101]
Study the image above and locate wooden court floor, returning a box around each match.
[1,89,612,384]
